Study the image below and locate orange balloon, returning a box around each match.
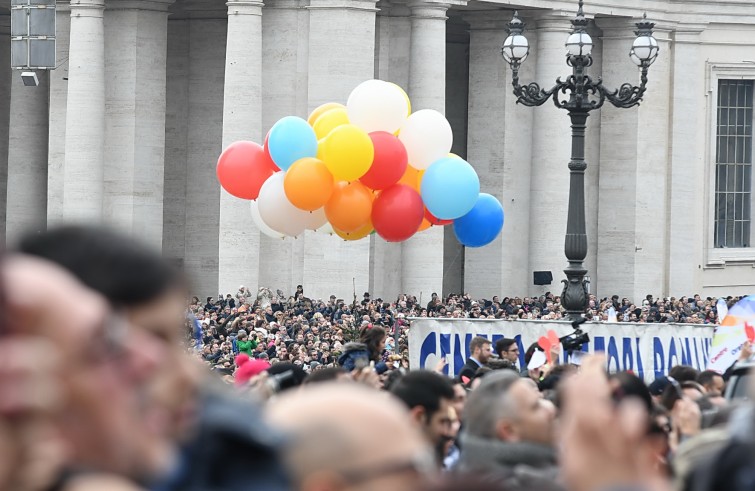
[308,102,346,126]
[417,218,432,232]
[335,220,374,241]
[398,165,422,192]
[284,157,335,211]
[325,181,373,232]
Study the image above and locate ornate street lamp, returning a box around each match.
[500,0,658,320]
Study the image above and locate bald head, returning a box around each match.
[266,383,430,491]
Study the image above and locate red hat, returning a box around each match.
[234,354,271,386]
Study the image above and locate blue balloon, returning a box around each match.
[421,157,480,220]
[453,193,504,248]
[268,116,318,171]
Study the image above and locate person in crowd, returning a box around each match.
[390,370,457,467]
[457,370,560,491]
[495,338,521,369]
[266,383,432,491]
[19,225,291,491]
[697,370,725,397]
[338,325,389,374]
[459,337,492,381]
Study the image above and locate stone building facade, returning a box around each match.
[1,0,754,302]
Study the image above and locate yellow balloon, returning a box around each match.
[388,82,411,116]
[308,102,345,126]
[448,152,462,159]
[321,124,374,181]
[313,108,350,140]
[335,220,373,241]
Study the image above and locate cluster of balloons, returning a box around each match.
[216,79,504,247]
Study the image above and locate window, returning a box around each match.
[714,79,753,248]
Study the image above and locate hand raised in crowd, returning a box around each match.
[560,355,670,491]
[739,340,752,361]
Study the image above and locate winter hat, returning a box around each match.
[234,354,270,386]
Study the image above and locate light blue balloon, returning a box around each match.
[453,193,504,248]
[421,157,480,220]
[268,116,318,171]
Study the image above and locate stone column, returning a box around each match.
[527,12,573,297]
[401,0,449,298]
[47,1,71,225]
[632,25,672,301]
[218,0,264,296]
[259,0,306,295]
[162,17,189,265]
[668,25,706,296]
[583,21,602,292]
[0,16,11,243]
[6,71,49,244]
[103,0,173,249]
[463,11,536,298]
[63,0,105,221]
[595,18,638,300]
[301,0,377,301]
[184,11,227,297]
[370,0,409,300]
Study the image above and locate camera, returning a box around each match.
[560,317,590,353]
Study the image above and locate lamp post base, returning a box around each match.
[561,265,589,320]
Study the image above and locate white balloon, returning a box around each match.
[304,207,328,231]
[398,109,453,170]
[347,79,409,134]
[250,200,286,239]
[257,171,309,237]
[316,221,335,235]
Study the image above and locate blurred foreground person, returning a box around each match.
[266,383,433,491]
[1,255,153,491]
[390,370,457,467]
[457,370,560,491]
[19,226,290,491]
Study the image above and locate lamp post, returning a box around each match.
[500,0,658,320]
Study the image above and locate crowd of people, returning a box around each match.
[188,286,739,378]
[0,223,753,491]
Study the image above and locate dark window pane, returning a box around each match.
[10,39,28,68]
[10,9,27,37]
[737,165,745,191]
[29,7,54,37]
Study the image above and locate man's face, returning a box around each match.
[279,348,288,357]
[503,344,520,363]
[422,398,455,462]
[475,343,492,364]
[706,375,725,396]
[5,257,168,478]
[452,384,467,417]
[505,380,555,446]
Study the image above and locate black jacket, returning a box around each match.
[165,386,291,491]
[459,358,482,381]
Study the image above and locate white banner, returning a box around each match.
[408,319,714,384]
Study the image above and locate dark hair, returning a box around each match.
[303,367,345,385]
[19,225,183,307]
[697,370,722,388]
[469,336,490,354]
[524,342,539,365]
[494,338,517,357]
[390,370,455,418]
[609,371,653,413]
[668,365,699,383]
[359,325,386,361]
[266,362,307,391]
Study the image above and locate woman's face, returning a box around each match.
[378,336,386,353]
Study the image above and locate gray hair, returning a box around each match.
[462,370,521,439]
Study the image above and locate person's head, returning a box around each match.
[697,370,725,397]
[3,255,165,478]
[266,383,431,491]
[668,365,699,383]
[494,338,519,363]
[303,367,349,385]
[19,226,200,460]
[390,370,456,463]
[469,337,492,364]
[463,370,555,446]
[359,325,386,360]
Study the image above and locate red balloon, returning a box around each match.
[359,131,408,190]
[372,184,424,242]
[424,207,453,226]
[216,141,275,200]
[262,131,280,171]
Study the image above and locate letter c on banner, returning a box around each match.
[419,333,436,369]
